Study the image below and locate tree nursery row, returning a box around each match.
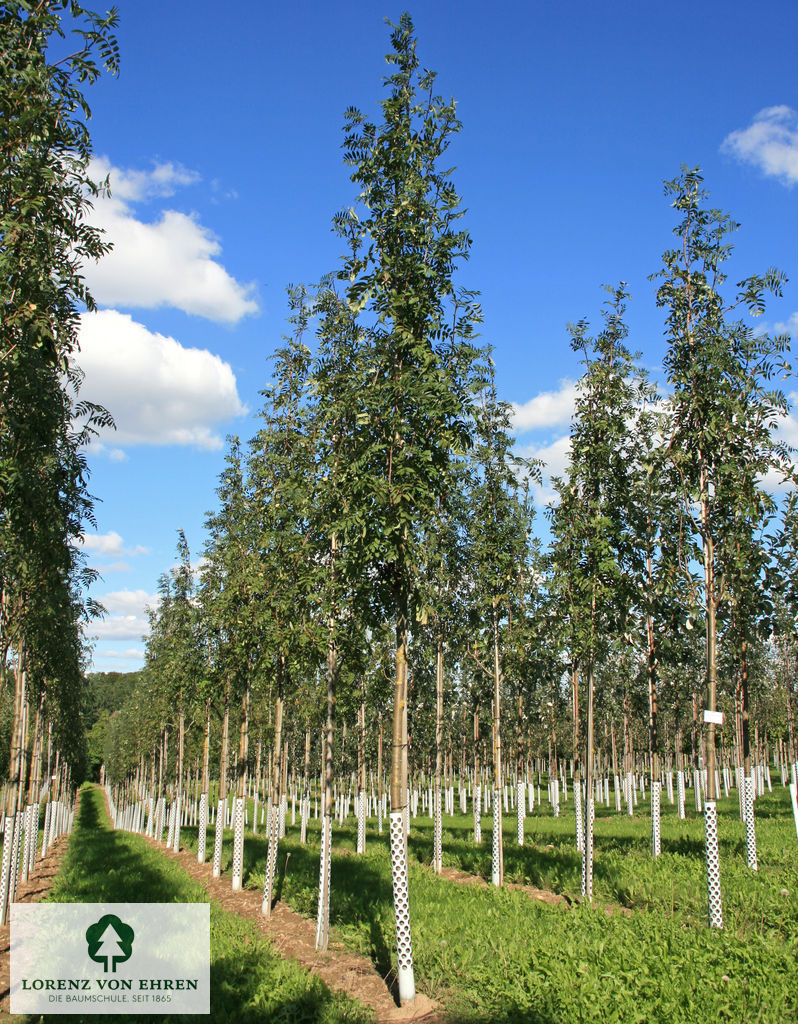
[1,5,797,1016]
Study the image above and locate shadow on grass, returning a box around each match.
[48,787,197,904]
[180,820,399,979]
[41,787,370,1024]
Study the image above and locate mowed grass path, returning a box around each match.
[36,785,372,1024]
[179,787,798,1024]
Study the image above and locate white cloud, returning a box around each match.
[722,106,798,186]
[95,561,133,574]
[102,589,158,616]
[80,530,124,556]
[84,157,258,323]
[512,380,577,432]
[91,617,148,641]
[96,649,146,664]
[79,531,149,558]
[76,310,247,450]
[770,394,798,490]
[774,312,798,336]
[90,589,158,642]
[89,442,129,463]
[92,157,200,203]
[518,434,572,507]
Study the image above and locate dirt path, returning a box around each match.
[0,817,73,1015]
[96,778,442,1024]
[437,864,632,917]
[146,839,439,1023]
[436,864,569,906]
[140,839,439,1023]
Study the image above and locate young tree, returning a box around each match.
[143,531,202,851]
[248,322,316,916]
[465,368,537,887]
[332,15,483,1003]
[308,281,369,950]
[548,285,645,900]
[654,166,791,926]
[200,437,261,883]
[1,1,118,850]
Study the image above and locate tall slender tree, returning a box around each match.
[332,14,484,1003]
[1,1,118,824]
[465,367,537,887]
[654,166,791,927]
[548,285,645,900]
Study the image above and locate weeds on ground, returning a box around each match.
[36,786,372,1024]
[178,785,798,1023]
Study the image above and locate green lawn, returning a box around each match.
[176,782,798,1024]
[29,785,373,1024]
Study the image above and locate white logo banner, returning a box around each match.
[11,903,210,1014]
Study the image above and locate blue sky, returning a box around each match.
[73,0,798,672]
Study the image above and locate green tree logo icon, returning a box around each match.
[86,915,135,973]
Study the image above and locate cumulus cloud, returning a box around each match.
[774,312,798,336]
[92,157,200,202]
[76,309,247,450]
[518,434,572,507]
[102,589,158,615]
[90,589,158,642]
[89,443,129,462]
[84,157,258,322]
[512,380,577,432]
[722,106,798,186]
[95,561,134,574]
[79,531,149,558]
[99,649,146,662]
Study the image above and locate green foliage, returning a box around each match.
[333,12,485,624]
[548,286,650,675]
[655,167,792,617]
[0,0,119,782]
[86,671,142,719]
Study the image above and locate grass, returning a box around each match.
[25,785,373,1024]
[175,781,798,1023]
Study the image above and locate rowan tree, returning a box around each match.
[328,14,484,1001]
[654,166,791,925]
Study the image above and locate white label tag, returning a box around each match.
[703,710,723,725]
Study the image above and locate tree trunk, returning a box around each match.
[7,649,25,816]
[433,637,443,873]
[582,662,595,900]
[647,608,661,858]
[389,589,415,1004]
[740,636,758,870]
[357,697,366,854]
[232,682,250,890]
[377,716,383,834]
[491,604,503,887]
[572,665,583,848]
[262,663,284,916]
[472,704,481,844]
[701,499,723,929]
[212,679,231,878]
[196,699,210,864]
[316,626,336,951]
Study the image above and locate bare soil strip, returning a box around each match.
[434,863,630,916]
[98,786,442,1021]
[436,863,569,906]
[149,839,441,1024]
